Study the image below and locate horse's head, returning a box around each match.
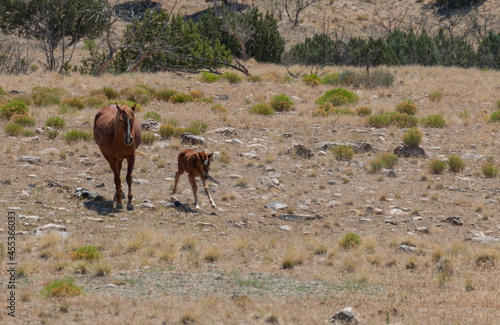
[115,103,136,146]
[199,151,214,179]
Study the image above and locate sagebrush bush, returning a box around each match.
[188,120,208,134]
[200,72,219,83]
[429,91,443,102]
[41,277,83,298]
[339,232,361,249]
[448,155,465,173]
[429,159,447,174]
[46,116,66,129]
[368,158,382,173]
[366,70,395,88]
[61,96,85,110]
[332,145,354,161]
[65,130,92,143]
[367,112,418,128]
[421,114,446,128]
[11,114,36,126]
[396,99,418,115]
[481,163,498,178]
[144,111,161,122]
[249,103,274,115]
[355,106,372,116]
[402,127,423,147]
[120,87,151,105]
[156,89,178,101]
[338,70,358,86]
[31,86,65,106]
[4,122,24,136]
[69,245,102,261]
[47,130,59,140]
[247,75,262,83]
[302,74,320,86]
[211,103,227,114]
[316,88,359,106]
[159,125,175,139]
[270,94,294,112]
[221,72,242,84]
[170,92,193,104]
[0,86,5,96]
[189,90,203,99]
[0,100,29,120]
[85,95,106,108]
[379,152,399,169]
[321,73,340,85]
[141,131,156,144]
[90,86,119,100]
[489,110,500,123]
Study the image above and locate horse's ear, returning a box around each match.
[208,153,213,160]
[131,103,136,111]
[115,102,122,112]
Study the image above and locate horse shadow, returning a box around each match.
[75,187,121,215]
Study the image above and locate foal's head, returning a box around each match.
[115,103,137,146]
[199,151,214,179]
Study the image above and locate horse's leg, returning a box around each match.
[114,159,124,209]
[188,174,199,209]
[126,154,135,211]
[171,168,183,195]
[202,178,216,209]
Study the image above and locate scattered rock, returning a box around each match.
[442,216,463,226]
[87,217,104,222]
[181,133,204,145]
[214,94,229,101]
[240,152,260,159]
[471,237,500,243]
[347,160,364,168]
[394,145,427,158]
[265,201,288,210]
[140,118,160,132]
[16,156,41,164]
[74,187,103,201]
[382,169,396,178]
[279,225,292,231]
[389,209,407,216]
[275,214,322,221]
[226,139,244,144]
[210,127,237,135]
[21,136,40,142]
[326,201,340,207]
[319,142,373,153]
[33,224,67,234]
[415,227,429,234]
[397,244,416,253]
[8,207,22,211]
[19,215,41,221]
[40,148,60,156]
[136,201,155,209]
[133,179,150,184]
[165,201,198,213]
[287,144,314,159]
[328,307,365,324]
[196,222,216,227]
[281,132,293,138]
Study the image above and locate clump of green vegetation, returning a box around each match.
[429,91,443,102]
[429,159,447,174]
[367,112,418,128]
[338,70,357,85]
[0,100,29,120]
[321,73,340,85]
[316,88,359,106]
[379,152,399,169]
[481,163,498,178]
[0,86,6,96]
[189,90,203,99]
[396,99,418,115]
[448,155,465,173]
[270,94,294,112]
[69,245,102,261]
[211,103,227,114]
[46,116,66,129]
[144,111,161,122]
[91,86,119,100]
[41,277,83,298]
[420,114,446,128]
[11,114,36,126]
[61,96,85,110]
[47,130,59,140]
[141,131,156,144]
[221,72,242,84]
[31,86,65,106]
[249,103,274,116]
[339,232,361,249]
[281,252,303,269]
[120,86,151,105]
[489,110,500,123]
[200,72,220,83]
[312,103,354,117]
[4,122,24,136]
[65,130,92,143]
[156,89,178,101]
[302,74,320,86]
[170,92,193,104]
[158,125,175,139]
[332,145,354,161]
[247,75,262,83]
[85,95,106,108]
[402,127,423,147]
[355,106,372,116]
[184,120,208,135]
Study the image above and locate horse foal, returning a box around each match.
[171,149,216,209]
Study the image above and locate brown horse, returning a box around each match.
[172,149,216,209]
[94,103,141,210]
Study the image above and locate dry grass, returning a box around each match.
[0,64,499,324]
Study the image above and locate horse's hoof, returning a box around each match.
[195,205,201,209]
[121,192,126,199]
[127,204,134,211]
[116,203,124,210]
[212,204,217,209]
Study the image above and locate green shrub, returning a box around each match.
[338,70,358,86]
[0,86,5,96]
[316,103,353,116]
[158,125,175,139]
[61,97,85,110]
[22,129,36,137]
[170,92,193,104]
[366,113,391,128]
[379,152,399,169]
[421,114,446,128]
[136,84,157,97]
[0,101,28,120]
[65,130,92,143]
[31,86,65,106]
[429,159,447,174]
[144,111,161,122]
[141,131,156,144]
[270,94,294,112]
[489,110,500,123]
[188,120,208,134]
[211,103,227,114]
[366,70,395,88]
[247,75,262,83]
[249,103,274,116]
[396,99,418,115]
[120,87,151,105]
[69,245,102,261]
[367,112,417,128]
[47,130,59,140]
[321,73,340,85]
[355,106,372,116]
[458,110,470,119]
[402,127,423,147]
[4,122,24,136]
[156,89,178,101]
[200,72,220,83]
[103,87,119,100]
[448,155,465,173]
[12,114,36,126]
[368,158,382,173]
[302,74,320,86]
[429,91,443,102]
[46,117,66,129]
[339,232,361,249]
[41,277,83,298]
[481,163,498,178]
[332,145,354,161]
[496,100,500,109]
[85,95,106,108]
[316,88,359,106]
[221,72,242,84]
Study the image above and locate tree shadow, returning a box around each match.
[183,2,249,23]
[424,0,486,18]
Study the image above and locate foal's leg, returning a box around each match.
[126,154,135,211]
[171,169,183,195]
[188,174,200,209]
[202,178,216,208]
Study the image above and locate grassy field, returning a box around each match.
[0,63,499,324]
